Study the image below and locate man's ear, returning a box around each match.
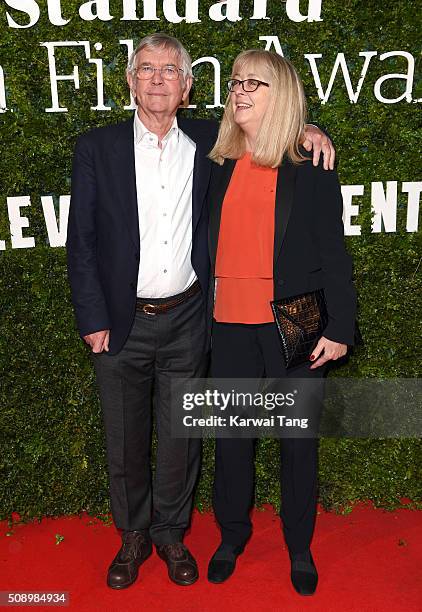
[126,70,133,91]
[126,71,137,105]
[181,75,193,106]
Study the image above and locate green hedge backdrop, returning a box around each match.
[0,1,421,521]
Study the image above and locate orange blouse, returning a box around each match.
[214,153,278,324]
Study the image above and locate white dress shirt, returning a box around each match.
[133,112,197,298]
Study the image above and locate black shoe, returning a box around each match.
[207,543,244,584]
[107,530,152,589]
[290,550,318,596]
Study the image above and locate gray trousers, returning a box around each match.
[91,290,207,545]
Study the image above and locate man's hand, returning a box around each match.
[309,336,347,369]
[302,125,335,170]
[83,330,110,353]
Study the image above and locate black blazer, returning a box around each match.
[208,154,357,345]
[67,115,218,355]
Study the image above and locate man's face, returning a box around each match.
[127,46,192,118]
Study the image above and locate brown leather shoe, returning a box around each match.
[156,543,198,586]
[107,530,152,589]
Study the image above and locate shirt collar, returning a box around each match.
[134,112,179,146]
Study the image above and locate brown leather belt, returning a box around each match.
[136,280,201,316]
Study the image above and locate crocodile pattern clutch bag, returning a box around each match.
[271,289,328,369]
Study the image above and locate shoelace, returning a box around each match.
[120,532,144,561]
[161,542,186,560]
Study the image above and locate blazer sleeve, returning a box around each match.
[66,134,111,337]
[312,160,357,345]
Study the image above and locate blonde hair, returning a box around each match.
[209,50,308,167]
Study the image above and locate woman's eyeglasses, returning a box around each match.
[227,79,270,92]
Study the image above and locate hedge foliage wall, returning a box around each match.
[0,1,421,521]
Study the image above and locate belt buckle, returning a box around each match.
[142,303,157,316]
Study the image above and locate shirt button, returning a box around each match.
[161,185,165,189]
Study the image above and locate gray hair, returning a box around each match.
[127,33,193,81]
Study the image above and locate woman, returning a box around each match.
[206,50,356,595]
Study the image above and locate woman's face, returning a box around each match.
[230,62,272,136]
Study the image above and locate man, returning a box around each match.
[67,33,334,589]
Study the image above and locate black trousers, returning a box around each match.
[211,321,325,554]
[91,290,208,545]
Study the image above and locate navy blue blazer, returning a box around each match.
[67,115,218,355]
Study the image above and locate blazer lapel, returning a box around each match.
[208,158,236,268]
[191,137,212,235]
[273,158,297,267]
[111,119,139,250]
[178,118,213,236]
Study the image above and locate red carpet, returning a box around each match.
[0,503,421,611]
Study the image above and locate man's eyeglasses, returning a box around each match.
[136,65,184,81]
[227,78,270,93]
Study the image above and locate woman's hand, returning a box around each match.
[309,336,347,369]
